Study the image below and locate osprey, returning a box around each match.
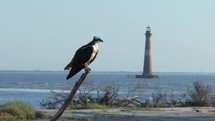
[64,36,103,80]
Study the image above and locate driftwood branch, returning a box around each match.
[122,96,142,106]
[49,70,90,121]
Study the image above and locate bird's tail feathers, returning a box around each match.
[66,66,83,80]
[64,64,71,70]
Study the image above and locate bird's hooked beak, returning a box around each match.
[93,36,103,43]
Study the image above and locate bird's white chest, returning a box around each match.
[92,43,99,53]
[87,43,99,64]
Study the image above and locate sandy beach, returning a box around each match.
[37,107,215,121]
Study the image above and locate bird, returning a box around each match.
[64,36,103,80]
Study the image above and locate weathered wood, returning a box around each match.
[121,96,142,106]
[49,70,90,121]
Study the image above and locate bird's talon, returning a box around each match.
[85,68,91,72]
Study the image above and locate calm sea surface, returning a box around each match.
[0,71,215,108]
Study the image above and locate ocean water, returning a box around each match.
[0,71,215,109]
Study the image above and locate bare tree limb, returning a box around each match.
[49,70,90,121]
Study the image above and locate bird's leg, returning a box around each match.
[84,63,91,72]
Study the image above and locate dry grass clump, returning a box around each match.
[0,101,45,121]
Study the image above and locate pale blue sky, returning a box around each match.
[0,0,215,72]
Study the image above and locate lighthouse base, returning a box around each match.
[135,74,159,79]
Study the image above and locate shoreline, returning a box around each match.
[38,107,215,121]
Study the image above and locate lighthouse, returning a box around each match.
[136,26,158,79]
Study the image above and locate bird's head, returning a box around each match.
[92,36,103,43]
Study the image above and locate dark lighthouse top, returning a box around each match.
[145,26,152,37]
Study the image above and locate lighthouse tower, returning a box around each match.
[143,26,152,76]
[136,26,158,79]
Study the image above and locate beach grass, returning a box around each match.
[0,100,46,121]
[71,103,107,110]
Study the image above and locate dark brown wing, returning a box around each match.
[65,45,93,80]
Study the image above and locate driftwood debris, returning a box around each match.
[49,70,90,121]
[122,96,142,106]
